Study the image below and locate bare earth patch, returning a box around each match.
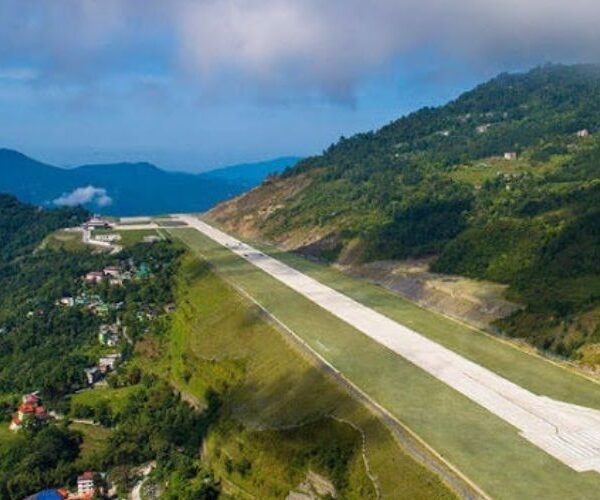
[340,259,522,331]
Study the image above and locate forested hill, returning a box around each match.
[207,64,600,362]
[0,194,87,262]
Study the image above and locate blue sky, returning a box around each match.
[1,1,599,172]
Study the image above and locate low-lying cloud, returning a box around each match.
[3,1,600,99]
[53,186,112,207]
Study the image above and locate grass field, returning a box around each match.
[0,424,18,450]
[94,228,165,247]
[171,227,600,500]
[70,385,142,415]
[135,254,454,499]
[43,230,88,252]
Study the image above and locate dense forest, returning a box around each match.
[210,64,600,361]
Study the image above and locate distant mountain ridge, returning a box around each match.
[0,149,300,215]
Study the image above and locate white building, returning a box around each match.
[504,151,517,160]
[77,471,95,495]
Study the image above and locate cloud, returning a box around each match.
[53,186,112,207]
[3,1,600,99]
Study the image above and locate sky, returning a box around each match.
[2,1,600,172]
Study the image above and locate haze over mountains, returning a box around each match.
[0,149,299,216]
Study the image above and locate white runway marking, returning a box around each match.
[176,214,600,474]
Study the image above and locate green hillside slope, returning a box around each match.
[207,64,600,363]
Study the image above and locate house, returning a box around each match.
[99,325,120,346]
[503,151,517,160]
[10,392,47,431]
[98,353,121,373]
[143,235,161,243]
[84,367,101,385]
[476,123,491,134]
[84,271,104,284]
[77,471,96,496]
[576,128,590,137]
[59,297,75,307]
[24,489,69,500]
[103,266,121,277]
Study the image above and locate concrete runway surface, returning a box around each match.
[176,214,600,474]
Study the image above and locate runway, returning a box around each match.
[176,214,600,474]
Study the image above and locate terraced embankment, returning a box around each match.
[135,251,455,499]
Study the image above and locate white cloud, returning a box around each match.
[53,186,112,207]
[3,1,600,98]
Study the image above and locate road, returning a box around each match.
[175,214,600,475]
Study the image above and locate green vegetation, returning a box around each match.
[136,252,454,499]
[173,227,600,500]
[210,64,600,361]
[0,193,87,262]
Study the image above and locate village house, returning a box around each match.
[10,392,48,431]
[98,353,121,374]
[503,151,517,160]
[58,297,75,307]
[24,489,69,500]
[576,128,590,137]
[84,271,104,284]
[77,471,96,497]
[99,324,120,346]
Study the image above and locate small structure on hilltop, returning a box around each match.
[10,392,48,431]
[504,151,517,160]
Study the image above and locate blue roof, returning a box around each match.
[33,490,64,500]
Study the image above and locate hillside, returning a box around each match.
[207,64,600,364]
[0,149,299,216]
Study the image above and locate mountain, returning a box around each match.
[0,150,299,216]
[206,64,600,363]
[204,156,302,188]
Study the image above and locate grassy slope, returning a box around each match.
[70,385,143,415]
[136,253,453,499]
[171,227,600,500]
